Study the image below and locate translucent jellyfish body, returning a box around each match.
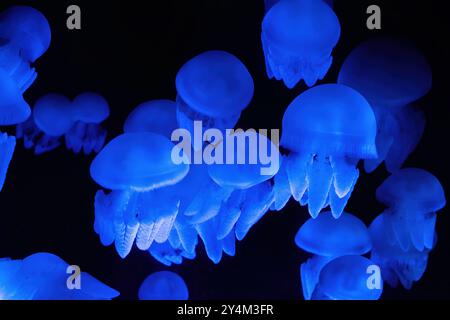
[138,271,188,300]
[311,255,383,300]
[148,229,196,266]
[175,50,254,143]
[261,0,340,88]
[338,37,432,173]
[91,132,189,258]
[0,253,119,300]
[376,168,446,252]
[295,211,372,300]
[274,84,377,217]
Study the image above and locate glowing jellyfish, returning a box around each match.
[338,37,432,173]
[261,0,340,88]
[376,168,446,252]
[175,50,254,143]
[91,132,189,258]
[311,255,383,300]
[0,253,119,300]
[138,271,188,300]
[264,0,333,13]
[149,229,196,266]
[273,84,377,217]
[295,211,372,300]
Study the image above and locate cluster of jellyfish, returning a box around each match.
[0,0,446,301]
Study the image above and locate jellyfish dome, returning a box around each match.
[261,0,340,88]
[138,271,188,300]
[275,84,377,218]
[91,132,190,258]
[338,37,432,173]
[376,168,446,251]
[0,253,119,300]
[312,255,383,300]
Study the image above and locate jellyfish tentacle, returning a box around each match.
[196,219,223,264]
[286,153,312,202]
[408,217,426,252]
[0,132,15,191]
[423,214,437,250]
[175,222,198,254]
[217,190,244,240]
[306,155,333,218]
[328,186,353,219]
[300,255,333,300]
[271,158,292,211]
[222,230,236,257]
[94,190,116,246]
[113,191,139,258]
[330,156,359,198]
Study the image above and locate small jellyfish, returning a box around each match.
[148,228,196,266]
[273,84,377,217]
[338,37,432,173]
[311,255,383,300]
[91,132,189,258]
[261,0,340,88]
[376,168,446,252]
[295,211,372,300]
[138,271,188,300]
[0,253,119,300]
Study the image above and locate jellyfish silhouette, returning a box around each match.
[338,37,432,173]
[261,0,340,88]
[148,229,196,266]
[273,84,377,217]
[0,253,119,300]
[311,255,383,300]
[138,271,188,300]
[91,132,189,258]
[376,168,446,252]
[369,214,434,290]
[295,211,372,300]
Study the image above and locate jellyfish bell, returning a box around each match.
[138,271,189,300]
[33,94,73,137]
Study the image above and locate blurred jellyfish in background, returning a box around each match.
[0,253,119,300]
[261,0,340,88]
[273,84,377,218]
[311,255,383,300]
[138,271,188,300]
[91,132,189,258]
[295,211,372,300]
[338,37,432,173]
[376,168,446,252]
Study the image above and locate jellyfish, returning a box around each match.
[91,132,189,258]
[138,271,188,300]
[311,255,383,300]
[376,168,446,252]
[369,214,434,290]
[175,50,254,145]
[338,37,432,173]
[0,253,119,300]
[261,0,340,88]
[273,84,378,217]
[295,211,372,300]
[148,228,196,266]
[264,0,333,13]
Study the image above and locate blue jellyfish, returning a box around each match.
[138,271,188,300]
[311,255,383,300]
[175,50,254,144]
[273,84,378,218]
[369,214,434,290]
[376,168,446,252]
[295,211,372,300]
[0,253,119,300]
[338,37,432,173]
[148,228,196,266]
[261,0,340,88]
[91,132,189,258]
[264,0,333,13]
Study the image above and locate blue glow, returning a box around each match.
[0,253,119,300]
[138,271,188,300]
[149,229,196,266]
[261,0,340,88]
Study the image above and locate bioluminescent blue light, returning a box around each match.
[273,84,377,218]
[91,132,189,258]
[338,37,432,173]
[312,255,383,300]
[261,0,340,88]
[376,168,446,252]
[0,253,119,300]
[138,271,189,300]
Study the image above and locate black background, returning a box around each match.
[0,0,449,300]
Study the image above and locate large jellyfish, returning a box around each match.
[138,271,188,300]
[261,0,340,88]
[369,214,434,290]
[0,253,119,300]
[338,37,432,173]
[91,132,189,258]
[273,84,377,217]
[295,211,372,300]
[311,255,383,300]
[376,168,446,252]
